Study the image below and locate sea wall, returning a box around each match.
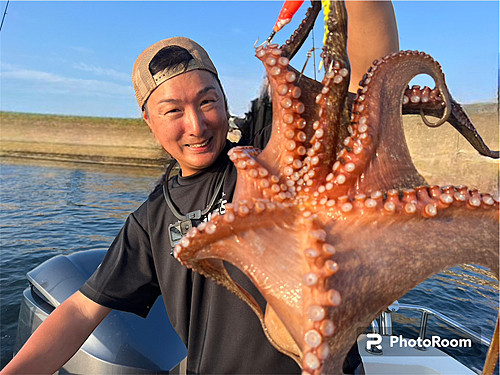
[401,103,499,194]
[0,112,169,168]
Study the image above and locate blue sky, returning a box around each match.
[0,1,498,118]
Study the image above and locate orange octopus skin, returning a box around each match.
[174,1,499,374]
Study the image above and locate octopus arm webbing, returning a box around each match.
[320,206,499,374]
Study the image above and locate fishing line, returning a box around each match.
[312,27,317,81]
[0,0,10,33]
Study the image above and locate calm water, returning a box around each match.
[0,159,498,373]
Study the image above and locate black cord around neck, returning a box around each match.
[162,159,228,221]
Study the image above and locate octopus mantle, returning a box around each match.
[174,2,499,374]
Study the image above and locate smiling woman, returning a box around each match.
[135,38,230,177]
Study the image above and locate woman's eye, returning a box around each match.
[201,96,221,109]
[165,108,180,115]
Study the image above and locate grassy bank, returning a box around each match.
[1,104,498,192]
[0,111,169,168]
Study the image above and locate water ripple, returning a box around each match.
[1,161,159,368]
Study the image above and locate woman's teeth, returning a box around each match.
[189,139,210,148]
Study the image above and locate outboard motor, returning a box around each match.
[14,249,187,374]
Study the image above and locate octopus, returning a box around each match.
[174,1,499,374]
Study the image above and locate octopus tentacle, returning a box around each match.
[402,85,499,158]
[174,200,304,363]
[319,1,351,174]
[300,60,351,192]
[281,1,322,60]
[321,202,498,374]
[175,199,306,354]
[252,44,310,194]
[419,99,451,128]
[321,1,349,74]
[314,0,351,161]
[341,51,453,194]
[228,147,289,202]
[300,217,340,374]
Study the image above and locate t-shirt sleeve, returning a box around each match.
[80,209,161,318]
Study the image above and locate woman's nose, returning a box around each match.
[185,110,207,136]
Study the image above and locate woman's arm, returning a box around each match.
[1,291,111,374]
[346,1,399,93]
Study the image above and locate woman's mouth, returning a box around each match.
[187,137,212,149]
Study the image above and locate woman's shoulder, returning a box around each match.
[129,182,166,224]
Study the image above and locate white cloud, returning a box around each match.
[0,63,133,97]
[72,62,130,82]
[68,45,94,55]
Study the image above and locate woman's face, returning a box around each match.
[143,70,228,176]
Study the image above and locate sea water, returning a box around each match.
[0,159,498,373]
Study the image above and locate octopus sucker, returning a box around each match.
[175,1,499,374]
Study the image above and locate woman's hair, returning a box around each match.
[144,45,228,115]
[148,45,193,77]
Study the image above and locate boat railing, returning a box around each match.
[369,300,491,350]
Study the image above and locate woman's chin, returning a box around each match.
[181,154,218,176]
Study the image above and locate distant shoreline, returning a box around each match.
[0,111,171,168]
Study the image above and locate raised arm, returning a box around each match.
[1,291,111,374]
[345,0,399,93]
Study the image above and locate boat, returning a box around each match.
[13,249,186,374]
[13,250,490,374]
[358,301,489,374]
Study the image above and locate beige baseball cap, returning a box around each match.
[132,37,218,109]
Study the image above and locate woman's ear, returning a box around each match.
[142,109,162,147]
[142,109,151,127]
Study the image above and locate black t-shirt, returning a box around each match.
[81,127,361,373]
